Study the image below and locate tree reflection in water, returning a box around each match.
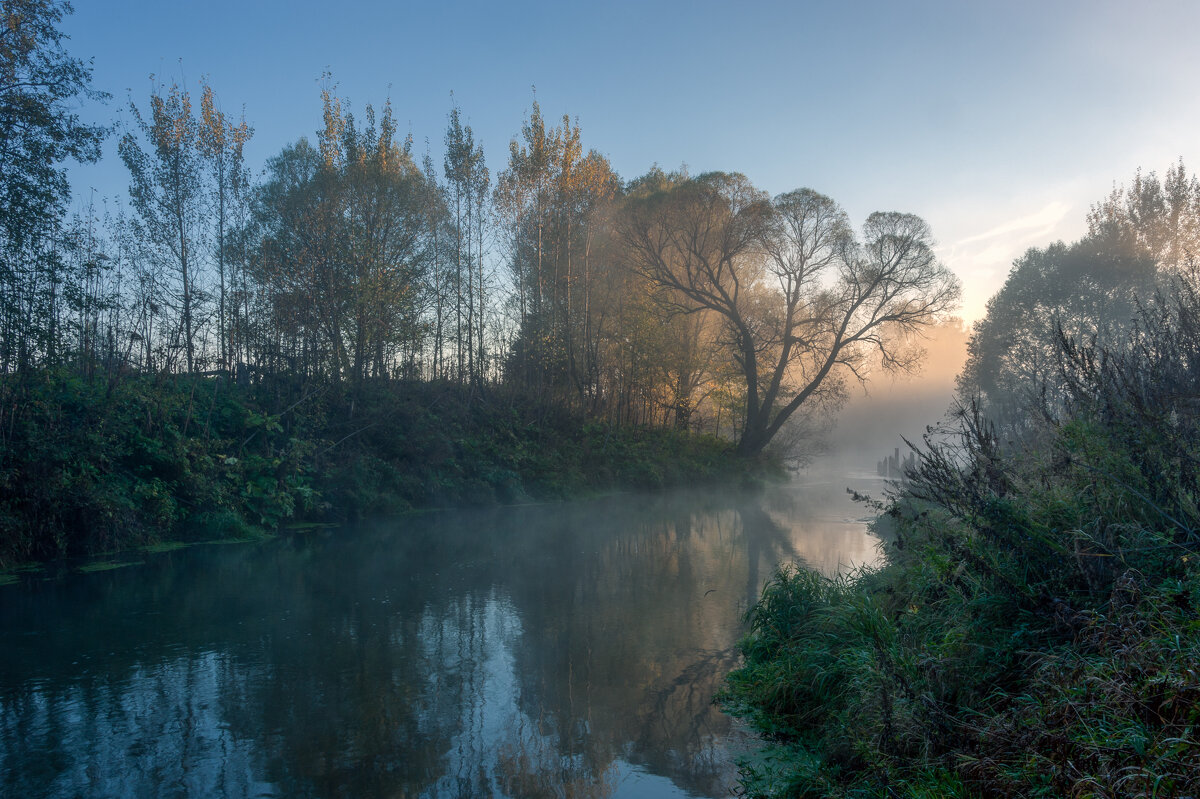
[0,476,880,797]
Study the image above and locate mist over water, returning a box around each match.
[0,478,882,798]
[821,320,970,474]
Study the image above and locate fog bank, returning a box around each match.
[818,320,970,474]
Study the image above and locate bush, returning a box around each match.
[0,373,773,566]
[0,371,313,566]
[721,284,1200,797]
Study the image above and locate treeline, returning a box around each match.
[1,73,741,432]
[721,165,1200,797]
[1,2,963,561]
[2,2,959,458]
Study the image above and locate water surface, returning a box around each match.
[0,471,883,798]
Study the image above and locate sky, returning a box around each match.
[61,0,1200,323]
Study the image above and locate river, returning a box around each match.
[0,469,885,798]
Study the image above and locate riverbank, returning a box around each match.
[0,370,778,569]
[719,347,1200,794]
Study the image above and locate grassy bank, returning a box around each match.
[720,296,1200,797]
[0,370,773,568]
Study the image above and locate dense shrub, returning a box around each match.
[0,371,315,566]
[721,284,1200,797]
[0,374,772,567]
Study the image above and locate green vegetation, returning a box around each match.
[721,193,1200,795]
[1,4,958,472]
[0,370,772,568]
[1,4,946,570]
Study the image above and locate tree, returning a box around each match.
[1087,161,1200,277]
[621,173,960,455]
[119,80,206,373]
[0,0,105,242]
[495,100,620,402]
[421,147,453,380]
[959,231,1158,429]
[198,79,252,371]
[556,147,619,405]
[468,133,491,382]
[957,165,1198,428]
[251,88,431,388]
[444,102,490,384]
[495,99,562,387]
[0,0,106,370]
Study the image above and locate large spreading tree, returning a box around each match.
[621,172,960,455]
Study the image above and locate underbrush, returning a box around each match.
[721,286,1200,797]
[0,370,315,566]
[0,373,770,567]
[308,383,760,515]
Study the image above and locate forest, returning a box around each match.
[0,1,958,563]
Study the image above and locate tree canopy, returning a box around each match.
[0,0,105,248]
[959,164,1199,428]
[0,0,106,370]
[251,92,431,385]
[622,172,961,454]
[0,34,967,458]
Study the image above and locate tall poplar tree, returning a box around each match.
[444,103,488,383]
[198,80,252,371]
[496,98,561,376]
[120,80,206,373]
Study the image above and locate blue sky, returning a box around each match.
[63,0,1200,321]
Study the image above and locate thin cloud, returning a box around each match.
[954,201,1072,247]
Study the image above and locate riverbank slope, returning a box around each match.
[719,297,1200,796]
[0,370,775,568]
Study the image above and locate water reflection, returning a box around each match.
[0,474,881,798]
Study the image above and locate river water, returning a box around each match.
[0,470,884,798]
